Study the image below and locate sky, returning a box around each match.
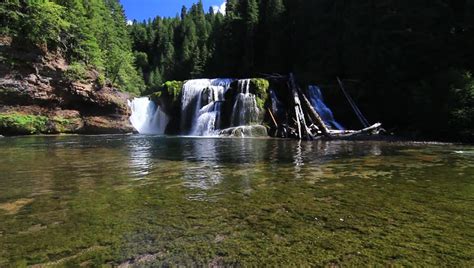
[121,0,226,22]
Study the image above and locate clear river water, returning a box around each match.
[0,135,473,266]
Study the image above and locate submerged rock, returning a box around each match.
[219,125,268,137]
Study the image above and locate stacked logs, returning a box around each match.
[267,73,382,140]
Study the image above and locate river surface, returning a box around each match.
[0,135,473,266]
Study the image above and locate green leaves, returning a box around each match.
[2,0,144,94]
[6,0,70,50]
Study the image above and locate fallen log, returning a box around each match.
[328,123,382,137]
[298,87,331,137]
[288,73,314,139]
[337,77,370,128]
[267,108,278,128]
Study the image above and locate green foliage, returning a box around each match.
[96,73,106,88]
[150,80,184,107]
[148,67,164,92]
[2,0,145,94]
[0,114,48,135]
[448,71,474,140]
[22,1,70,50]
[0,113,82,135]
[64,62,87,82]
[0,0,23,36]
[1,0,70,48]
[163,80,184,103]
[134,51,149,70]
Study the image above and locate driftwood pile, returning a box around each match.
[268,73,382,140]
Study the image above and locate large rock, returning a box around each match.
[219,125,268,138]
[82,116,134,134]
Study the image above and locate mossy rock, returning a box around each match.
[0,113,84,135]
[51,116,83,133]
[219,125,268,137]
[0,113,49,135]
[148,81,184,135]
[150,80,183,107]
[162,80,183,103]
[250,78,270,110]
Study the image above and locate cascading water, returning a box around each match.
[181,79,233,136]
[128,97,169,134]
[231,79,260,127]
[308,85,344,130]
[270,89,284,119]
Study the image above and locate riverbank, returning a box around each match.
[0,37,134,136]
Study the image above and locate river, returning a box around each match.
[0,135,473,266]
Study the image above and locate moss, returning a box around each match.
[51,116,77,133]
[0,114,81,135]
[162,80,183,104]
[150,91,162,103]
[0,113,49,135]
[250,79,270,110]
[150,80,183,108]
[0,139,473,266]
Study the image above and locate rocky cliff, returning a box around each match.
[0,37,134,136]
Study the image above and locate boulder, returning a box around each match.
[82,116,134,134]
[219,125,268,138]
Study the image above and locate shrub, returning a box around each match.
[65,62,88,82]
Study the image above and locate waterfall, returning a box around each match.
[308,85,344,130]
[270,89,284,119]
[181,79,233,136]
[128,97,169,134]
[231,79,260,127]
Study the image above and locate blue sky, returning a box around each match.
[121,0,226,21]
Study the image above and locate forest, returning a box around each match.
[1,0,144,94]
[1,0,473,141]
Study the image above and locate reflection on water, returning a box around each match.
[0,135,473,266]
[128,138,154,178]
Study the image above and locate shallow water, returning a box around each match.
[0,135,473,266]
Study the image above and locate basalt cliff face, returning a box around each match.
[0,37,133,136]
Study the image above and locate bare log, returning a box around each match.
[328,123,382,137]
[298,88,331,137]
[288,73,314,139]
[288,73,330,138]
[267,108,278,128]
[337,77,370,128]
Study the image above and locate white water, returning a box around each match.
[128,97,169,134]
[181,79,233,136]
[231,79,260,127]
[308,85,344,130]
[270,89,284,119]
